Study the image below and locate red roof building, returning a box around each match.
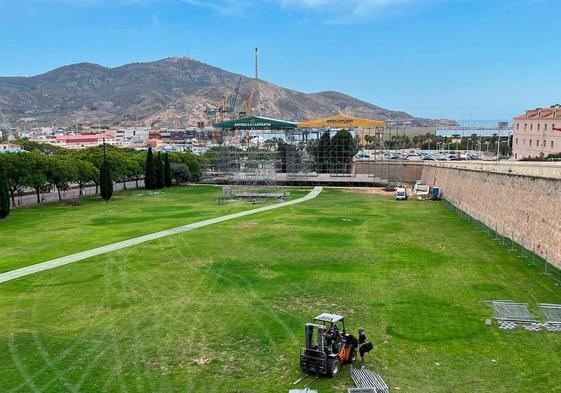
[513,105,561,160]
[45,133,116,149]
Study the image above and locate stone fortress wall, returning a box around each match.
[422,161,561,268]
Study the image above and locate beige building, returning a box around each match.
[32,133,116,149]
[513,104,561,160]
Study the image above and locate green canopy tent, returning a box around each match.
[213,116,298,130]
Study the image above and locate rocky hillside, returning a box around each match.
[0,57,455,128]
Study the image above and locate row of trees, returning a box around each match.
[364,132,514,155]
[144,148,173,190]
[0,140,202,219]
[0,152,101,206]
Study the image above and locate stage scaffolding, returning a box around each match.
[201,115,389,196]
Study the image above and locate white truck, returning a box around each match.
[395,187,408,201]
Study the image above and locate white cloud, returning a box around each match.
[275,0,432,18]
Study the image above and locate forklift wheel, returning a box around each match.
[350,350,357,364]
[327,358,340,378]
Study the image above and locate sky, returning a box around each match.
[0,0,559,121]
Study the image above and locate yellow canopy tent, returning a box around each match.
[297,115,385,129]
[298,115,385,147]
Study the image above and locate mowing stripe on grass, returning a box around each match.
[0,187,323,284]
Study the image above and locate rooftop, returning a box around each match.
[54,133,115,142]
[515,104,561,120]
[314,313,344,323]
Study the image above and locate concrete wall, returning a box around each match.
[427,160,561,179]
[422,162,561,268]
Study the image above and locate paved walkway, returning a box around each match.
[0,187,323,285]
[12,180,145,208]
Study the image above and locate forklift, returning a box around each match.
[299,313,357,378]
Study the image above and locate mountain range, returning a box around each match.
[0,57,456,129]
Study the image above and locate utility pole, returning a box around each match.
[103,138,107,169]
[479,133,482,156]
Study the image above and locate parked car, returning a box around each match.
[355,152,371,160]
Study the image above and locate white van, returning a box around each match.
[395,187,408,200]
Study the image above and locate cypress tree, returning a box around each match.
[145,147,155,190]
[100,161,113,201]
[99,141,113,201]
[0,165,10,219]
[164,153,172,187]
[156,152,165,189]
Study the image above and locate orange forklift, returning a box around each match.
[299,313,357,378]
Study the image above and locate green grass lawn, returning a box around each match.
[0,185,305,273]
[1,187,560,392]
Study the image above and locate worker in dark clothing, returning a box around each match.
[358,327,374,367]
[347,334,359,365]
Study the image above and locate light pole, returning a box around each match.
[496,129,501,162]
[479,133,483,156]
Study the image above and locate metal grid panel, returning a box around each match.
[351,367,389,393]
[289,390,318,393]
[538,304,561,324]
[492,301,537,323]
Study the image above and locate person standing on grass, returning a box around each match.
[358,327,374,367]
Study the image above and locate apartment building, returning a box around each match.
[513,104,561,160]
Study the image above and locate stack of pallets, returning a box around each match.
[492,301,537,323]
[538,303,561,325]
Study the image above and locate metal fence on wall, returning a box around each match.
[442,199,561,287]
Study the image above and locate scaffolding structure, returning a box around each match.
[201,116,388,197]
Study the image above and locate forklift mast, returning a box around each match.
[305,323,326,351]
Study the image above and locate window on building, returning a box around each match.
[523,138,526,145]
[515,153,518,159]
[543,139,546,147]
[545,124,548,131]
[517,123,520,130]
[552,141,555,149]
[516,138,519,145]
[530,124,533,131]
[538,123,540,131]
[524,123,528,131]
[529,139,532,146]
